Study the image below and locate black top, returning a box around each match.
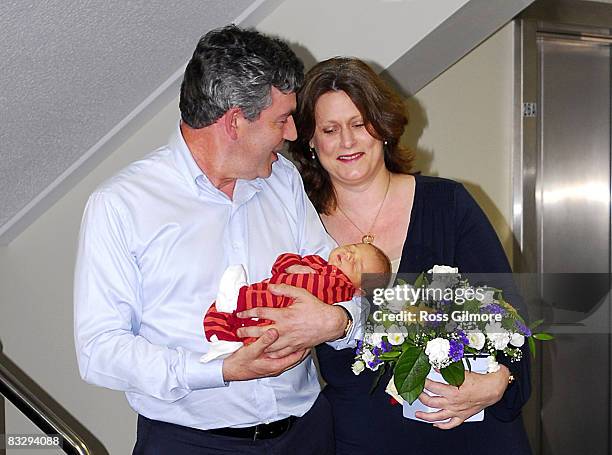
[316,175,532,455]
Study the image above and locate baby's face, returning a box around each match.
[328,243,382,288]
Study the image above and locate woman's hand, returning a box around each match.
[414,366,511,429]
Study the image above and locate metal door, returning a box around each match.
[516,4,612,453]
[538,31,610,455]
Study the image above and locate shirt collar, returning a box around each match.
[169,122,206,193]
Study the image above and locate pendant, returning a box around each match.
[362,233,375,244]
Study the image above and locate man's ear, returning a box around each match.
[221,107,242,140]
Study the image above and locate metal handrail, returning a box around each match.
[0,354,94,455]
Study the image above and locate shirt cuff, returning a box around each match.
[326,297,365,349]
[185,352,228,390]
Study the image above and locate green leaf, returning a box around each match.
[528,336,536,359]
[441,360,465,387]
[379,351,402,360]
[501,317,516,331]
[533,332,554,341]
[369,363,387,395]
[463,300,480,314]
[394,346,430,405]
[529,319,544,331]
[413,272,427,289]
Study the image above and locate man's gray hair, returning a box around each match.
[180,25,304,128]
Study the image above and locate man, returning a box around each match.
[74,26,359,454]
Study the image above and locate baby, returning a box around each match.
[201,243,391,362]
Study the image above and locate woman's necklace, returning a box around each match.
[336,172,391,245]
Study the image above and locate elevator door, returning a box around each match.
[537,32,611,455]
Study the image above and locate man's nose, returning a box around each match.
[283,116,297,141]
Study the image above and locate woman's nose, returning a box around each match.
[340,128,356,149]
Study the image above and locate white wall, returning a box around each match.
[0,99,180,454]
[257,0,469,69]
[0,15,515,455]
[404,22,515,260]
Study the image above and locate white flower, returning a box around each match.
[385,377,405,405]
[479,289,497,306]
[510,332,525,347]
[362,348,382,372]
[370,325,386,346]
[487,355,500,373]
[467,331,486,350]
[352,360,365,375]
[428,265,460,289]
[361,348,382,371]
[387,333,405,346]
[386,324,407,345]
[485,321,511,350]
[428,279,448,293]
[362,348,375,365]
[428,265,459,275]
[425,338,451,368]
[385,284,416,312]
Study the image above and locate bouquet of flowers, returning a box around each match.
[352,265,552,405]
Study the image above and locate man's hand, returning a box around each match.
[222,328,309,381]
[414,366,510,429]
[235,283,348,358]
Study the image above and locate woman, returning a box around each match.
[289,58,532,455]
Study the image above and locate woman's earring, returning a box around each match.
[310,147,316,160]
[383,140,388,146]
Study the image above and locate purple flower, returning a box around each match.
[449,339,464,362]
[380,340,392,353]
[368,359,382,369]
[515,320,532,337]
[355,340,364,355]
[483,304,505,315]
[372,346,382,357]
[456,329,469,345]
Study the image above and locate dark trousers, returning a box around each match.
[133,393,334,455]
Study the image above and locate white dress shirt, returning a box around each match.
[74,124,360,429]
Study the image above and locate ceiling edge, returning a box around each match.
[0,0,285,245]
[382,0,536,96]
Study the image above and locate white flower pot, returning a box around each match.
[402,356,489,423]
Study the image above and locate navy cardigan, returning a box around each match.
[316,175,532,455]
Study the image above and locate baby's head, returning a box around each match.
[328,243,391,292]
